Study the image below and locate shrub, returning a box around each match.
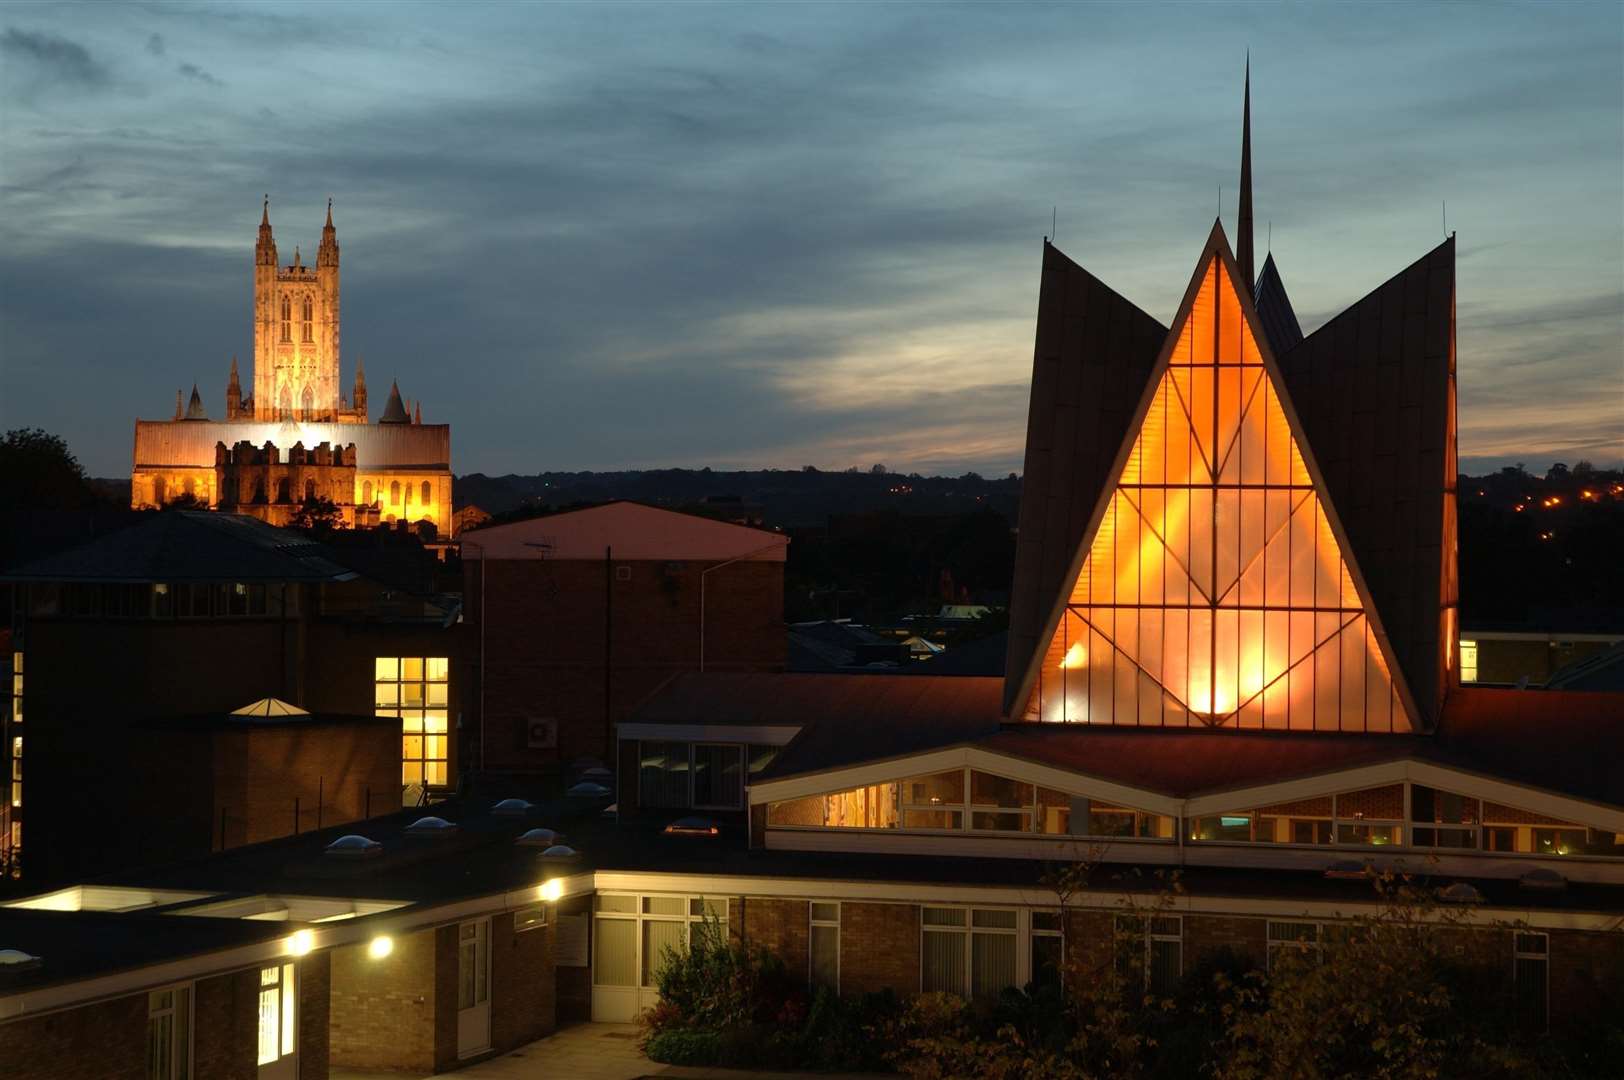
[644,1029,721,1066]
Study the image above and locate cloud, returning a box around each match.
[146,32,164,56]
[176,61,222,86]
[0,26,108,88]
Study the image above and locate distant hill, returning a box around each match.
[454,467,1020,530]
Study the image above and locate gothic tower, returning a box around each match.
[252,198,345,421]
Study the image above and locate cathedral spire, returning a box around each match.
[175,389,183,421]
[227,356,242,419]
[1237,54,1255,298]
[318,196,339,268]
[380,380,408,424]
[185,383,207,421]
[256,194,278,267]
[352,354,367,419]
[413,400,422,425]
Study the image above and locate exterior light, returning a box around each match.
[285,929,314,957]
[539,878,564,903]
[367,935,394,960]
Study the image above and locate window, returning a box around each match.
[300,386,314,417]
[301,296,313,342]
[257,963,295,1067]
[376,657,449,796]
[1513,931,1547,1032]
[362,480,373,504]
[1192,787,1401,847]
[280,296,291,342]
[1411,785,1480,849]
[390,481,401,505]
[1031,910,1064,988]
[421,480,432,505]
[810,902,839,991]
[458,920,490,1010]
[768,782,898,829]
[1266,921,1322,971]
[592,894,728,989]
[1116,915,1182,997]
[921,907,1019,998]
[147,985,192,1080]
[639,741,690,808]
[1459,639,1478,683]
[692,743,743,809]
[514,903,548,933]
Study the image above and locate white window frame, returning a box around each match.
[1030,908,1064,988]
[1115,913,1182,995]
[257,962,297,1067]
[1512,930,1549,1034]
[1459,639,1478,683]
[146,981,193,1080]
[514,902,548,933]
[638,741,748,812]
[919,904,1021,998]
[458,919,491,1010]
[1265,920,1324,972]
[809,901,840,993]
[590,893,730,990]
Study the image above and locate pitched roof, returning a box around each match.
[1252,252,1303,353]
[1276,238,1456,728]
[379,380,409,424]
[1002,242,1167,716]
[462,500,786,561]
[0,512,357,583]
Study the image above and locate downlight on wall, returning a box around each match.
[284,929,314,957]
[367,935,394,960]
[538,878,564,903]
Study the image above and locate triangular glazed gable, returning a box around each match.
[1020,226,1414,733]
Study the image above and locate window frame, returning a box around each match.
[1265,919,1324,972]
[590,893,730,991]
[146,981,193,1080]
[256,962,297,1067]
[375,657,451,796]
[1115,913,1183,996]
[809,901,840,993]
[1512,930,1549,1034]
[919,904,1022,999]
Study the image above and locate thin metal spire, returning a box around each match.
[1237,53,1254,298]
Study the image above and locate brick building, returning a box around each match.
[0,512,459,883]
[459,501,787,772]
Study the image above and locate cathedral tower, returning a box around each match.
[252,198,346,422]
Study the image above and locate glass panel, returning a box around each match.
[1032,911,1063,933]
[596,894,636,913]
[810,902,839,923]
[1335,823,1402,846]
[692,743,743,808]
[257,986,280,1065]
[639,742,690,809]
[643,896,686,917]
[280,964,295,1055]
[175,987,190,1080]
[1148,938,1181,997]
[593,918,636,986]
[901,770,963,805]
[971,810,1027,832]
[921,930,966,994]
[1031,934,1063,988]
[969,771,1033,808]
[902,808,961,830]
[971,931,1018,998]
[922,907,966,927]
[811,923,838,990]
[402,658,424,681]
[374,657,398,680]
[642,918,687,987]
[971,909,1017,929]
[768,783,898,828]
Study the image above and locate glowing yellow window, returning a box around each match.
[1459,640,1478,683]
[378,658,450,799]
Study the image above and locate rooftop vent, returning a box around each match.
[567,782,610,799]
[1439,882,1485,904]
[324,834,383,858]
[0,948,42,973]
[515,827,559,848]
[492,799,534,817]
[1323,860,1368,881]
[1519,868,1567,892]
[539,844,578,859]
[404,816,459,838]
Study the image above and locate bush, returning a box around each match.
[644,1029,721,1066]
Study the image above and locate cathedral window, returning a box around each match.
[421,481,432,505]
[390,481,401,505]
[304,480,315,502]
[280,296,291,343]
[362,481,373,505]
[153,477,166,505]
[301,296,314,343]
[300,385,314,416]
[278,385,292,419]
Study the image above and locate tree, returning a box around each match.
[1547,462,1570,482]
[287,495,341,532]
[870,463,889,475]
[161,492,206,511]
[0,428,94,510]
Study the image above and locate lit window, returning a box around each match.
[421,480,432,505]
[257,963,295,1067]
[376,657,450,798]
[1459,639,1478,683]
[279,296,291,343]
[147,984,192,1080]
[810,902,839,992]
[1029,257,1407,732]
[514,903,548,933]
[301,296,313,343]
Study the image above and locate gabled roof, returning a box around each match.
[1002,242,1167,716]
[0,512,356,584]
[1276,237,1456,728]
[1252,252,1303,353]
[463,500,788,561]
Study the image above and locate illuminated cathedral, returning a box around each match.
[131,199,454,534]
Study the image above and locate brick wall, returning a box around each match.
[432,922,459,1073]
[329,927,438,1072]
[1548,926,1624,1025]
[1185,914,1267,970]
[742,897,809,984]
[1336,784,1404,819]
[491,911,557,1052]
[193,968,257,1079]
[1,993,145,1080]
[840,902,918,996]
[298,951,331,1080]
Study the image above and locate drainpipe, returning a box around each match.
[699,541,783,673]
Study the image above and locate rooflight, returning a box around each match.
[515,828,559,848]
[1439,883,1484,904]
[285,929,314,956]
[567,782,610,798]
[491,799,534,817]
[0,948,42,972]
[404,816,459,838]
[367,935,394,960]
[324,834,383,858]
[539,845,578,859]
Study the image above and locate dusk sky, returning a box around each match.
[1,2,1619,480]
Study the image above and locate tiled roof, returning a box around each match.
[0,512,357,583]
[1277,238,1456,729]
[1002,242,1167,717]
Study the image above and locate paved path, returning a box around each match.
[329,1022,891,1079]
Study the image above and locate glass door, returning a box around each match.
[456,919,492,1057]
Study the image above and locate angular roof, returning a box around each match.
[1252,252,1303,353]
[1276,237,1456,728]
[380,380,409,424]
[0,512,357,583]
[463,500,787,561]
[1002,242,1167,716]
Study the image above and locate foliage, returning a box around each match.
[642,1029,720,1065]
[161,492,206,511]
[287,495,342,532]
[0,428,94,510]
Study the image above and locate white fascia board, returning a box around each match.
[748,745,1179,816]
[618,723,802,745]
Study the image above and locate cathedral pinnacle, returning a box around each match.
[1237,54,1254,298]
[319,196,339,267]
[256,194,277,266]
